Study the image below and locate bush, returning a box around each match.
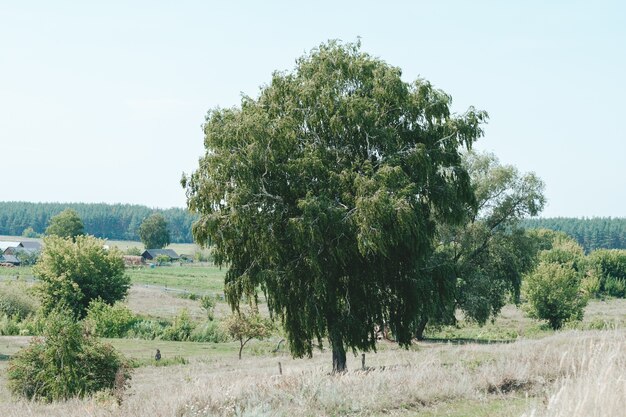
[86,300,138,338]
[604,276,626,298]
[523,261,588,330]
[126,318,169,340]
[190,321,230,343]
[125,247,142,256]
[200,294,217,321]
[7,309,131,402]
[162,309,195,341]
[0,282,38,319]
[33,235,130,318]
[0,314,21,335]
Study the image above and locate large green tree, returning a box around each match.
[33,235,130,318]
[45,209,84,240]
[138,213,171,249]
[183,41,487,372]
[413,151,545,339]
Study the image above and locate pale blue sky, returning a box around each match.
[1,1,624,217]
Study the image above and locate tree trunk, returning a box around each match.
[414,316,428,341]
[331,337,347,373]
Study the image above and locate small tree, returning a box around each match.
[7,309,130,402]
[223,308,274,359]
[200,295,217,321]
[33,235,130,318]
[523,261,587,330]
[21,227,39,238]
[45,209,84,240]
[138,214,171,249]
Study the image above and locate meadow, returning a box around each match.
[1,263,625,416]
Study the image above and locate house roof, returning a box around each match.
[0,254,20,264]
[4,246,39,255]
[142,249,180,259]
[19,241,42,250]
[0,241,21,251]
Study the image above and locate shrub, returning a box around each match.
[162,309,195,341]
[0,282,38,319]
[190,321,230,343]
[33,235,130,318]
[86,300,138,338]
[604,276,626,298]
[0,314,21,335]
[223,308,274,359]
[126,318,169,340]
[125,247,142,256]
[7,309,131,402]
[523,261,588,330]
[200,294,217,321]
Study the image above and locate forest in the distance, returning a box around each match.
[0,201,624,251]
[0,201,197,243]
[520,217,626,252]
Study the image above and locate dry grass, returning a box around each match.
[1,329,624,417]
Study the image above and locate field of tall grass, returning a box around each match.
[1,329,623,416]
[1,260,625,416]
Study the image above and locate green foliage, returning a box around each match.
[184,40,486,371]
[155,254,171,264]
[413,151,545,338]
[0,201,197,243]
[200,294,217,321]
[7,309,131,402]
[523,260,588,330]
[223,308,274,359]
[138,213,171,249]
[190,320,230,343]
[125,246,142,256]
[0,314,22,335]
[162,309,195,341]
[21,227,40,238]
[12,248,40,266]
[521,217,626,252]
[45,208,85,240]
[126,318,170,340]
[0,281,38,319]
[33,235,130,318]
[86,300,138,338]
[586,249,626,297]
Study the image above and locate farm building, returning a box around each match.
[0,254,21,266]
[141,249,180,261]
[18,241,42,251]
[0,241,21,252]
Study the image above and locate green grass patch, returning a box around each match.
[127,264,225,294]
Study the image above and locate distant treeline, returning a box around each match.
[521,217,626,252]
[0,201,198,243]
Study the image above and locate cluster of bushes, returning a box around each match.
[7,309,131,402]
[523,231,626,330]
[85,299,229,343]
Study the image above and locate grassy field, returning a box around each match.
[1,261,626,416]
[1,328,624,416]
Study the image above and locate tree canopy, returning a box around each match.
[413,151,545,338]
[33,235,130,318]
[0,201,196,243]
[45,208,84,240]
[138,213,171,249]
[183,41,487,372]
